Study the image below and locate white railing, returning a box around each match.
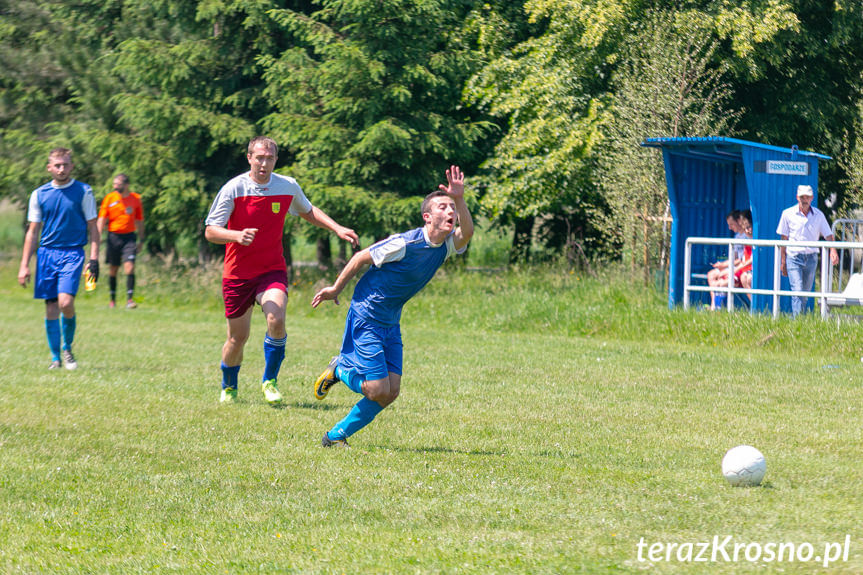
[684,237,863,319]
[831,219,863,292]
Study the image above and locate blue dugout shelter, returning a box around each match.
[641,137,832,313]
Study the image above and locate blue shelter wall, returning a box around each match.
[666,154,740,308]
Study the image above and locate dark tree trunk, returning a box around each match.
[510,215,534,264]
[316,237,332,269]
[336,241,348,270]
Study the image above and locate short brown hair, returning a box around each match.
[247,136,278,157]
[421,190,450,215]
[48,147,72,161]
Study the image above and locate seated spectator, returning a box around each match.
[708,210,745,309]
[712,210,753,308]
[734,210,754,301]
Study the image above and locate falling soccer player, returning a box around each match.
[311,165,473,447]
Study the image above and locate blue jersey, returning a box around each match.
[350,227,463,327]
[27,180,97,249]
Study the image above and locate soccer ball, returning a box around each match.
[721,445,766,487]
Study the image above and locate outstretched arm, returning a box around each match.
[311,248,373,308]
[439,165,473,251]
[299,206,359,248]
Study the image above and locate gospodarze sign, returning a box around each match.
[766,160,809,175]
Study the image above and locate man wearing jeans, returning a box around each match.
[777,184,839,316]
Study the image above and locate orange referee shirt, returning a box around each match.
[98,191,143,234]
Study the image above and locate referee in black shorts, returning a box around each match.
[97,174,145,308]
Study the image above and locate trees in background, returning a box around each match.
[470,0,863,265]
[598,11,740,281]
[260,0,492,262]
[466,0,610,264]
[0,0,492,265]
[724,0,863,210]
[840,101,863,216]
[1,0,862,269]
[0,0,269,258]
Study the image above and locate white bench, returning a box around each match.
[826,273,863,308]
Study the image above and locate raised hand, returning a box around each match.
[438,165,464,200]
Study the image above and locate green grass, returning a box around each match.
[2,261,863,573]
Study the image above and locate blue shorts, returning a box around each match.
[339,307,403,381]
[34,247,85,300]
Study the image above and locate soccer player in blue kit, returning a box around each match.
[311,166,473,447]
[18,148,100,370]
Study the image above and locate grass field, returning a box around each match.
[2,259,863,574]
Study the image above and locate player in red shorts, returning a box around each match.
[205,136,359,404]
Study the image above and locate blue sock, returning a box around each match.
[335,365,363,394]
[262,334,286,382]
[328,397,384,441]
[45,319,61,361]
[221,363,240,390]
[60,315,76,351]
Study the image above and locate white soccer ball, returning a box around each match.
[721,445,766,487]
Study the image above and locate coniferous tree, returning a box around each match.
[261,0,492,246]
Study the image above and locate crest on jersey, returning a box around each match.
[271,202,280,214]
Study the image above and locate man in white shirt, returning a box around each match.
[776,184,839,316]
